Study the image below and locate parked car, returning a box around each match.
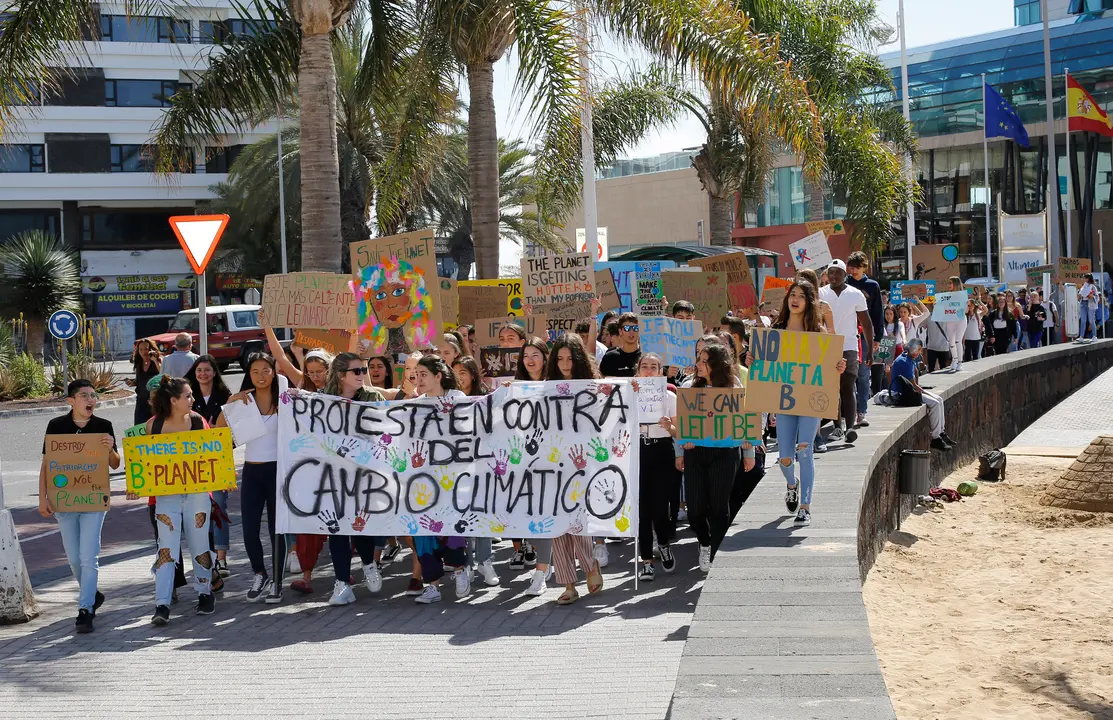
[146,305,267,372]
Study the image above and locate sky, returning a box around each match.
[487,0,1017,160]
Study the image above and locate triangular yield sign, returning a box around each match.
[169,214,229,274]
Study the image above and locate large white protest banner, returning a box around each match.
[277,381,639,538]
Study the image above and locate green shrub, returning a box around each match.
[0,320,16,369]
[49,351,117,394]
[8,352,48,398]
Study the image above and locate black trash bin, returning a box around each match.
[899,449,931,495]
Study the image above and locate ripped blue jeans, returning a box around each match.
[776,414,822,506]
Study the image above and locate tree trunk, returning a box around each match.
[298,31,342,272]
[709,194,733,246]
[338,165,368,274]
[25,318,44,360]
[467,61,500,279]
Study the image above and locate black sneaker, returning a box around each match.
[794,508,811,526]
[930,437,952,451]
[940,432,957,446]
[196,592,215,615]
[828,426,845,442]
[381,543,401,564]
[659,544,676,573]
[75,608,93,634]
[216,559,230,578]
[845,429,858,444]
[523,543,537,565]
[638,562,656,581]
[509,550,525,571]
[246,573,271,602]
[151,605,171,626]
[785,486,800,513]
[92,590,105,615]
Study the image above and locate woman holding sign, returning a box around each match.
[766,281,847,527]
[506,339,548,571]
[185,356,233,579]
[635,353,678,581]
[145,376,217,625]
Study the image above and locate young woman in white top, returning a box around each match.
[882,305,906,345]
[635,353,678,582]
[963,298,986,361]
[216,352,285,603]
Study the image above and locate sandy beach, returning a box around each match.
[863,456,1113,720]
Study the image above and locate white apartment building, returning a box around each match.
[0,1,273,347]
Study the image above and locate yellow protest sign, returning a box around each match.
[124,427,237,497]
[745,328,843,419]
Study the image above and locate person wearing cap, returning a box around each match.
[818,259,872,445]
[889,339,954,450]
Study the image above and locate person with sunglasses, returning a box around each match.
[599,311,641,378]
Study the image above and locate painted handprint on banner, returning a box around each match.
[436,468,454,491]
[598,383,615,397]
[454,513,479,534]
[584,470,625,519]
[484,514,509,534]
[569,480,584,504]
[318,509,340,534]
[288,435,314,453]
[371,433,394,459]
[401,514,419,534]
[414,481,433,508]
[351,509,371,533]
[525,428,543,456]
[332,437,360,459]
[547,435,563,463]
[387,447,408,473]
[352,444,374,464]
[568,445,587,470]
[280,390,291,405]
[556,382,571,396]
[567,510,585,535]
[614,505,630,532]
[528,517,554,535]
[436,396,456,414]
[508,436,524,464]
[410,440,427,468]
[419,514,444,533]
[611,430,630,458]
[588,438,610,462]
[489,450,509,478]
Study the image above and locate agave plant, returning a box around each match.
[0,231,82,360]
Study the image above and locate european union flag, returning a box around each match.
[985,82,1030,148]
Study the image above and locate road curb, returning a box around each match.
[0,391,136,419]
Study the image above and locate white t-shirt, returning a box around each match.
[1080,282,1097,302]
[964,313,983,341]
[1043,301,1057,329]
[594,341,607,365]
[819,284,867,352]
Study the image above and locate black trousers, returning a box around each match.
[639,438,678,560]
[963,339,981,362]
[837,351,859,428]
[684,446,740,560]
[926,349,952,372]
[241,462,287,584]
[729,448,767,522]
[328,535,381,585]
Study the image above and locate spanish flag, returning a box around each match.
[1067,73,1113,137]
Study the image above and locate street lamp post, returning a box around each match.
[899,0,915,277]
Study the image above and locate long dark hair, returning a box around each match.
[239,352,280,408]
[184,354,230,403]
[150,375,190,419]
[693,343,735,388]
[772,280,823,333]
[452,356,487,396]
[417,354,457,393]
[544,333,597,381]
[515,337,548,381]
[368,355,393,389]
[132,338,156,373]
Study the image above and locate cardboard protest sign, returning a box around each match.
[789,231,832,271]
[596,269,621,312]
[911,243,959,284]
[676,388,760,447]
[805,219,846,236]
[123,427,237,497]
[873,336,897,365]
[294,328,352,355]
[662,270,729,328]
[890,280,935,303]
[459,279,524,317]
[688,254,758,310]
[746,328,843,419]
[931,291,966,322]
[45,434,111,511]
[479,347,521,378]
[473,315,550,347]
[439,278,459,328]
[634,261,665,315]
[1058,257,1092,286]
[640,315,703,368]
[349,230,441,355]
[761,276,793,309]
[458,284,510,325]
[521,252,595,313]
[277,382,641,538]
[261,273,356,330]
[1027,264,1055,287]
[596,261,677,313]
[634,376,667,424]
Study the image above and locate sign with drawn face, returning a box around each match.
[276,382,640,538]
[745,328,844,419]
[349,230,441,356]
[45,434,112,511]
[123,427,237,497]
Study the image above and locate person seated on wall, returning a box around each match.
[885,339,956,451]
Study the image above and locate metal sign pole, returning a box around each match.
[199,272,208,357]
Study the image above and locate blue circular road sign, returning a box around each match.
[48,310,80,341]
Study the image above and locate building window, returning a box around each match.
[110,145,155,173]
[1014,0,1040,25]
[80,208,191,247]
[0,210,59,245]
[204,144,245,173]
[199,18,277,43]
[0,144,45,173]
[99,15,190,43]
[104,79,182,107]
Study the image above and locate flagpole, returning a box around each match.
[1065,67,1074,257]
[983,74,993,278]
[1042,0,1060,274]
[899,0,915,277]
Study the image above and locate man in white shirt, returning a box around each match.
[818,260,873,444]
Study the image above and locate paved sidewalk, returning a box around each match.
[1008,363,1113,455]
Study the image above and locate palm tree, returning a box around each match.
[0,231,82,360]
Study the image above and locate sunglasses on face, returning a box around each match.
[621,325,639,333]
[342,367,368,376]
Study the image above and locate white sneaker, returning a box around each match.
[593,543,609,568]
[525,569,547,597]
[698,545,712,573]
[285,552,301,575]
[328,580,355,606]
[454,568,472,598]
[479,559,499,587]
[415,584,441,604]
[363,562,383,594]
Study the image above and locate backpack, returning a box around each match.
[977,449,1007,482]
